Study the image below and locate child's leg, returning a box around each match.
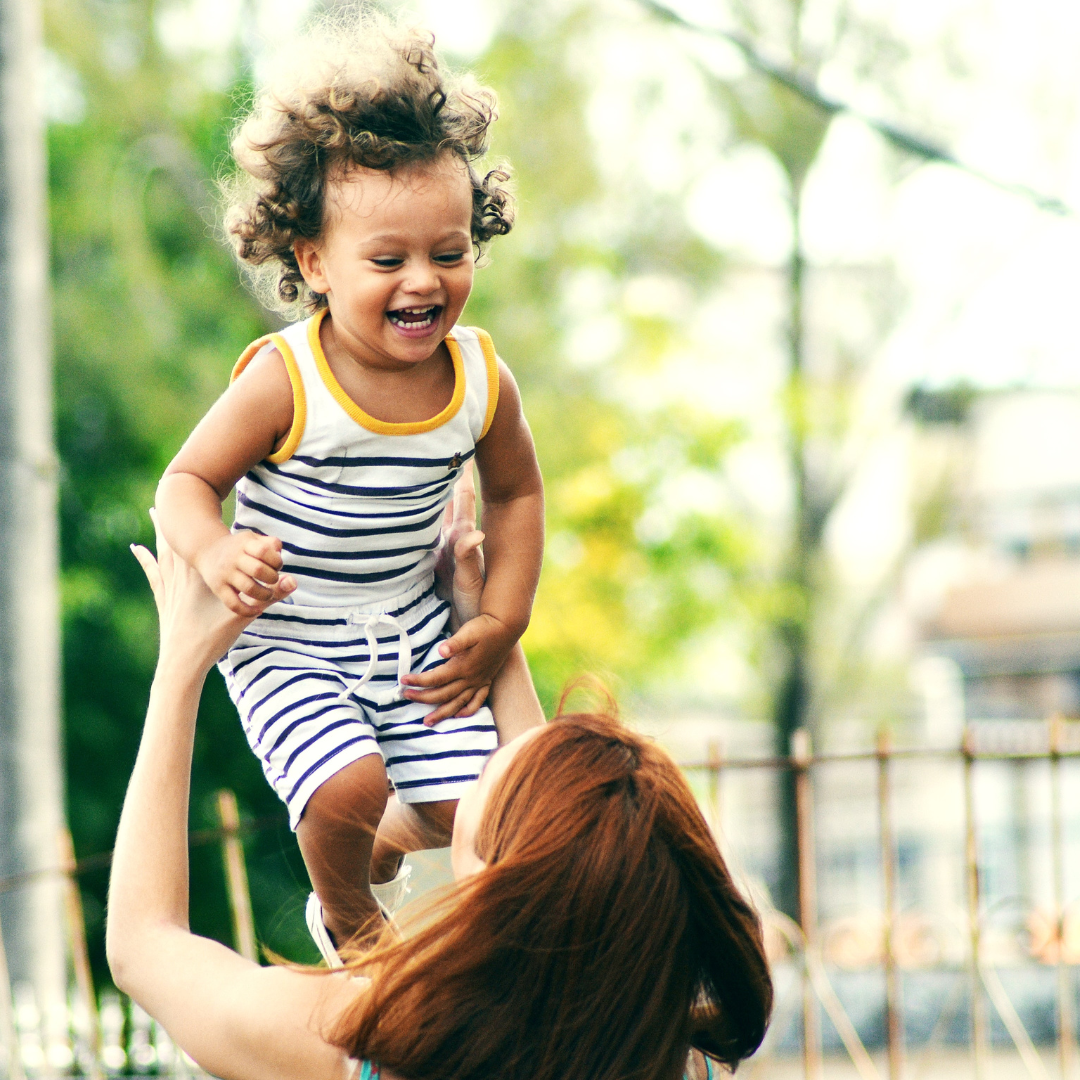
[295,753,389,946]
[370,796,456,883]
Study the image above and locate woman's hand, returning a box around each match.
[434,470,486,632]
[131,509,295,675]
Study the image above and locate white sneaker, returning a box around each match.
[305,892,344,969]
[370,862,412,917]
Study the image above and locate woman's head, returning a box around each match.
[223,9,513,314]
[337,708,773,1080]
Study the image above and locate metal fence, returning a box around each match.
[1,725,1079,1079]
[680,718,1080,1080]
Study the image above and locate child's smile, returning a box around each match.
[294,153,475,375]
[387,304,443,334]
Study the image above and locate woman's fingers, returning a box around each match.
[148,508,174,583]
[130,544,163,605]
[453,468,476,527]
[452,530,485,622]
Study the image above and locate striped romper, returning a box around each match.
[218,308,500,829]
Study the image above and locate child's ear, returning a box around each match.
[293,239,330,294]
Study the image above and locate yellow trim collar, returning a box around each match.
[231,332,307,464]
[472,327,500,439]
[308,308,465,436]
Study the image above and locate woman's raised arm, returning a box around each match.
[106,519,355,1080]
[420,470,545,740]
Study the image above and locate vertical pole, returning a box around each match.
[57,830,102,1080]
[0,0,66,1015]
[963,727,987,1080]
[1050,717,1074,1080]
[878,728,903,1080]
[707,739,723,835]
[793,728,822,1080]
[216,791,257,963]
[0,913,25,1080]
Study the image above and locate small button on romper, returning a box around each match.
[218,309,500,829]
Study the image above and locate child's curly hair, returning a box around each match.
[222,10,514,314]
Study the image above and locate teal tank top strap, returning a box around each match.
[357,1062,380,1080]
[683,1055,715,1080]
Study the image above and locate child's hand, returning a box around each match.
[195,530,294,617]
[401,613,516,725]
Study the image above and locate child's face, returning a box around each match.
[295,154,475,370]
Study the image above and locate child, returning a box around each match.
[154,12,544,960]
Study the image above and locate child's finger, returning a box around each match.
[244,534,284,569]
[238,553,280,585]
[453,685,490,719]
[226,589,265,618]
[424,687,476,725]
[439,621,482,659]
[271,574,297,600]
[402,660,462,689]
[228,572,274,603]
[404,676,469,704]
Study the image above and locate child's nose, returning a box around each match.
[402,261,440,295]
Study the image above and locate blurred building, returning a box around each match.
[915,389,1080,722]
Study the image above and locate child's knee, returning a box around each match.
[303,753,389,831]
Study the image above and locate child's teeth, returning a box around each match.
[390,306,436,327]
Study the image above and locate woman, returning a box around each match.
[107,501,773,1080]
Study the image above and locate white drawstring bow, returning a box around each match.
[335,612,412,704]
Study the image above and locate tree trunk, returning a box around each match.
[772,183,812,922]
[0,0,67,1014]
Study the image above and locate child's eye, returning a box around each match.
[434,252,466,264]
[371,257,404,269]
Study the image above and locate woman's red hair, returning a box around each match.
[333,708,773,1080]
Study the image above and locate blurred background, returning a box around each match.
[5,0,1080,1073]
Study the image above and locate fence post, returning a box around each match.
[1050,717,1075,1080]
[216,791,257,963]
[58,829,102,1080]
[793,728,822,1080]
[877,727,903,1080]
[0,913,24,1080]
[707,740,723,835]
[962,726,988,1080]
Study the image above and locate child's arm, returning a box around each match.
[156,349,297,617]
[403,361,544,723]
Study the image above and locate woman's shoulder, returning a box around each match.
[353,1063,403,1080]
[685,1049,715,1080]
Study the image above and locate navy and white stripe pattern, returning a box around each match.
[219,312,500,823]
[232,311,496,608]
[219,581,497,828]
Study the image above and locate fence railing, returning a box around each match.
[680,718,1080,1080]
[1,720,1078,1079]
[0,794,284,1079]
